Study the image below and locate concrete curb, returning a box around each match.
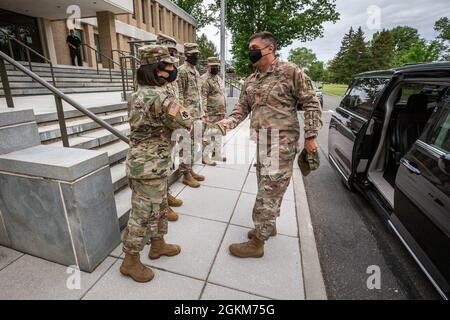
[292,167,328,300]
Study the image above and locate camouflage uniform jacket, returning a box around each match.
[201,73,226,117]
[166,81,180,101]
[177,63,204,119]
[126,85,192,180]
[224,58,322,138]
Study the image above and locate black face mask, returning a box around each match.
[249,45,270,64]
[186,54,199,65]
[158,63,178,83]
[210,67,220,75]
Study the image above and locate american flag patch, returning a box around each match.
[168,102,180,116]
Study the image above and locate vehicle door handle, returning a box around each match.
[400,158,421,175]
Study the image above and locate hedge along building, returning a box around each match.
[0,0,197,69]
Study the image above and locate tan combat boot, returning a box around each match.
[202,158,217,166]
[229,237,264,258]
[248,226,277,239]
[168,192,183,207]
[167,207,179,222]
[149,237,181,260]
[190,169,205,181]
[182,171,200,188]
[120,253,154,282]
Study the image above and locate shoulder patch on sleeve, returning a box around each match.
[168,101,180,117]
[180,109,190,120]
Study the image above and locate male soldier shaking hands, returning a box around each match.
[216,31,322,258]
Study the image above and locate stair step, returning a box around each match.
[5,70,132,79]
[5,76,133,83]
[5,81,128,89]
[110,162,127,192]
[0,86,127,96]
[38,110,128,142]
[35,102,127,123]
[46,123,130,149]
[95,140,129,165]
[114,186,131,230]
[5,62,131,75]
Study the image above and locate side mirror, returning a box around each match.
[438,153,450,175]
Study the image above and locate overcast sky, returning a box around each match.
[199,0,449,64]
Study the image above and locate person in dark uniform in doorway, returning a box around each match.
[66,29,83,67]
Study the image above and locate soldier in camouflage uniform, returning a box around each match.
[156,35,184,212]
[217,32,322,258]
[201,56,226,165]
[120,45,192,282]
[177,43,206,188]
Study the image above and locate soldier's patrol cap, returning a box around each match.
[184,43,200,54]
[157,34,178,50]
[297,148,320,176]
[139,45,179,65]
[207,56,220,66]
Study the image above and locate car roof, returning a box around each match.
[356,62,450,79]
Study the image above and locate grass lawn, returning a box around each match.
[321,83,348,96]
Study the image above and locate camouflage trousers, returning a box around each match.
[253,131,299,241]
[122,178,168,254]
[203,114,226,161]
[179,119,203,173]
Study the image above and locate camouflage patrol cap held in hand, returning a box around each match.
[184,42,200,54]
[207,56,220,66]
[298,148,320,176]
[139,45,179,65]
[157,34,178,50]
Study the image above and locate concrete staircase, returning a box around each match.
[36,101,132,230]
[1,61,133,96]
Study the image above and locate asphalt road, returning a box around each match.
[303,94,441,300]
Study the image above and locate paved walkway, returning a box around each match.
[0,115,325,300]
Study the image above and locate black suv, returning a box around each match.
[328,62,450,299]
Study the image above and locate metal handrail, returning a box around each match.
[0,29,56,87]
[81,43,122,82]
[119,55,140,98]
[0,50,129,146]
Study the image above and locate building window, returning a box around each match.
[150,1,155,28]
[94,34,101,63]
[74,29,86,62]
[132,0,136,19]
[159,7,162,31]
[141,0,146,24]
[172,13,176,37]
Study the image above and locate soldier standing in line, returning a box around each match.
[177,43,206,188]
[201,56,227,165]
[217,32,322,258]
[120,45,192,282]
[156,35,183,220]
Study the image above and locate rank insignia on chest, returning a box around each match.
[168,102,180,117]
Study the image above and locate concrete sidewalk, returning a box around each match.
[0,117,326,300]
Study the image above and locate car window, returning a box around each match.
[426,100,450,153]
[398,83,447,106]
[342,77,389,119]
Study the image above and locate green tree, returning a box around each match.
[329,27,370,84]
[370,29,395,70]
[397,40,443,65]
[197,33,218,61]
[328,27,354,83]
[172,0,214,29]
[308,61,325,81]
[434,17,450,60]
[287,47,317,71]
[390,26,421,52]
[212,0,339,75]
